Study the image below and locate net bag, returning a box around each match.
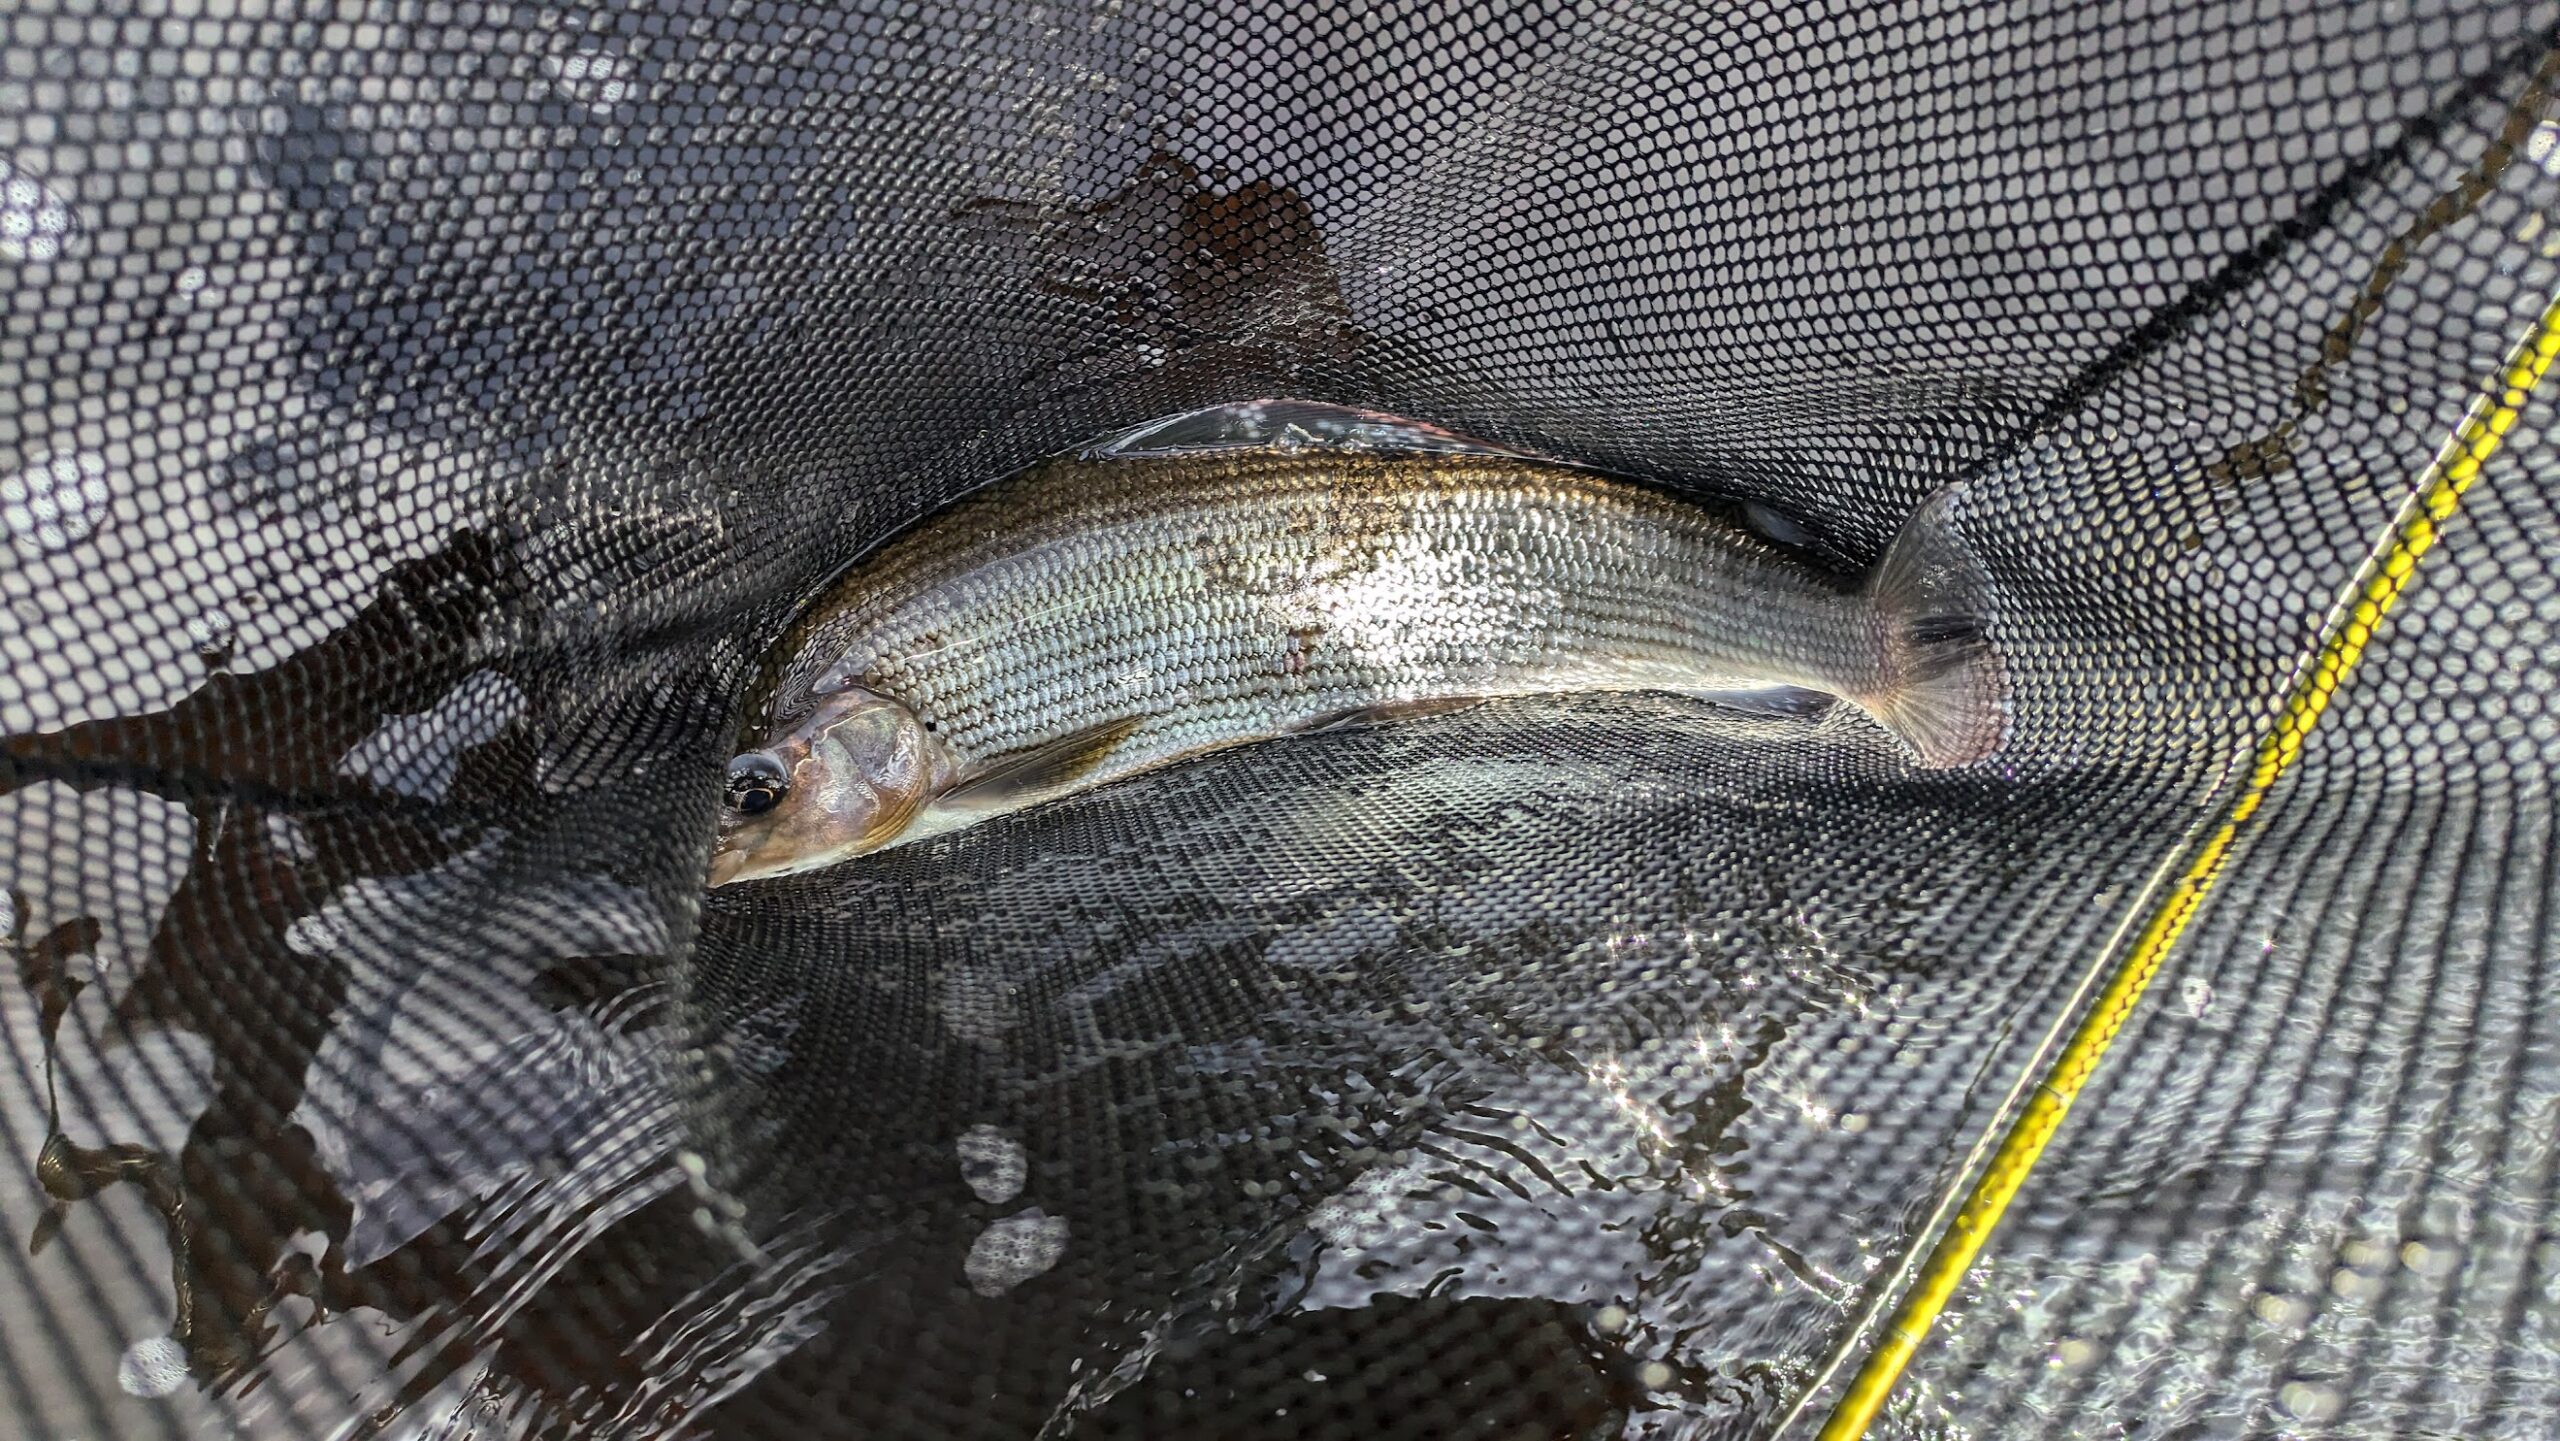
[4,2,2559,1437]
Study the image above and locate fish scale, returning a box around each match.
[712,449,2003,884]
[837,459,1825,761]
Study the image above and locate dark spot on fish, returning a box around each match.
[1194,525,1261,592]
[1317,483,1409,576]
[1283,623,1321,677]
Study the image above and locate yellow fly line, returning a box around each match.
[1779,280,2560,1441]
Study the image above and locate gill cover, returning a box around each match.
[707,688,947,886]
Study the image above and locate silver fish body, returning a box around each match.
[710,451,2003,885]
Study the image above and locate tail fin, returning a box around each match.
[1860,486,2007,768]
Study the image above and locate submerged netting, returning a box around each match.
[4,1,2560,1437]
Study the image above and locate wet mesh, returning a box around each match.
[3,1,2558,1437]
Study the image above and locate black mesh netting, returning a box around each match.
[4,1,2560,1437]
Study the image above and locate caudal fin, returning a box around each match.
[1859,486,2007,768]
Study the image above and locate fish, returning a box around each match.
[707,449,2005,886]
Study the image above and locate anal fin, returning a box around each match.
[1299,695,1488,733]
[1673,686,1832,718]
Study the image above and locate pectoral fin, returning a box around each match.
[936,715,1146,815]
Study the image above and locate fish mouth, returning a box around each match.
[706,827,795,888]
[705,832,871,888]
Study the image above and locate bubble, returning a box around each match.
[2400,1239,2462,1279]
[1637,1360,1674,1390]
[0,156,77,262]
[1594,1305,1629,1335]
[117,1336,188,1398]
[2050,1337,2099,1372]
[175,264,208,293]
[2253,1291,2311,1327]
[287,913,341,952]
[3,451,113,553]
[2278,1379,2343,1423]
[964,1208,1068,1298]
[2180,976,2214,1018]
[543,49,635,113]
[955,1123,1028,1205]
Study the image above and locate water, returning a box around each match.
[2,397,2555,1441]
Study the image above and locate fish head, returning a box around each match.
[708,687,944,886]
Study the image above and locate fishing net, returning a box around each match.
[4,1,2559,1436]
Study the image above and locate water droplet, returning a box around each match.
[170,264,214,307]
[184,608,235,666]
[0,157,77,262]
[543,48,635,113]
[117,1336,188,1398]
[3,451,112,553]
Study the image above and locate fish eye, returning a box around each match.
[725,752,789,815]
